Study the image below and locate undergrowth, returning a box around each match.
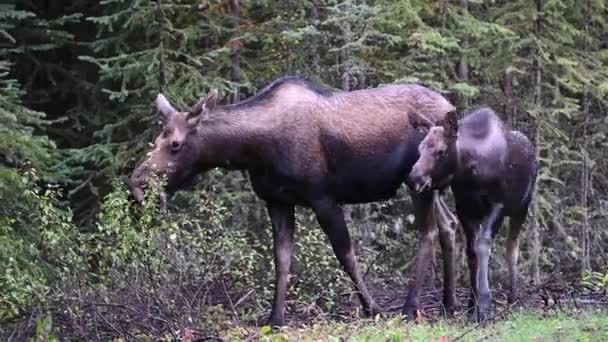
[236,311,608,342]
[2,173,607,341]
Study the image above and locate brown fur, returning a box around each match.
[202,81,454,175]
[409,107,537,321]
[129,76,457,326]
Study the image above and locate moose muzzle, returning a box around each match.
[128,163,150,202]
[408,168,432,193]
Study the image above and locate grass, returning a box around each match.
[226,309,608,341]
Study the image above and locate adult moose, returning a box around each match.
[128,76,458,327]
[409,107,537,321]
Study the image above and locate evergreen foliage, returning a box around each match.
[1,0,607,338]
[0,3,81,321]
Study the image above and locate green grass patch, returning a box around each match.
[232,310,608,341]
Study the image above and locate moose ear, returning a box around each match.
[155,94,177,123]
[442,110,459,139]
[409,110,435,133]
[203,88,219,111]
[188,89,219,123]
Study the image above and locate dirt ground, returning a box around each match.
[2,275,605,341]
[264,275,607,327]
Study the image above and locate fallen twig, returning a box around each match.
[222,280,241,326]
[363,250,385,280]
[234,289,254,308]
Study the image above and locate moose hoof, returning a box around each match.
[442,296,456,318]
[267,315,285,330]
[475,307,491,323]
[475,293,493,322]
[364,303,383,318]
[441,304,456,319]
[467,295,476,311]
[473,303,493,323]
[402,305,418,321]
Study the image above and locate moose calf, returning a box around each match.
[409,107,537,321]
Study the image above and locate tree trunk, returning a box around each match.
[229,0,241,103]
[504,72,516,127]
[457,0,469,108]
[338,1,353,226]
[310,1,321,78]
[339,1,350,91]
[531,125,541,285]
[357,74,366,89]
[580,92,591,272]
[530,0,543,286]
[438,0,448,87]
[580,0,591,272]
[339,47,350,91]
[156,0,166,93]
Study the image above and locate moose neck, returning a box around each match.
[194,109,270,172]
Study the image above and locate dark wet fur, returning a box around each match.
[408,107,537,322]
[461,107,496,139]
[452,108,537,321]
[130,76,457,326]
[452,109,536,220]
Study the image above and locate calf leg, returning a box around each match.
[506,215,524,304]
[403,191,437,319]
[435,195,458,316]
[311,198,381,316]
[475,203,504,322]
[458,213,481,315]
[267,202,296,328]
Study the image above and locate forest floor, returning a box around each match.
[4,276,606,341]
[232,311,608,341]
[220,276,607,341]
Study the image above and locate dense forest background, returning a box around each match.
[1,0,607,339]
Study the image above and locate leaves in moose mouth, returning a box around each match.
[131,186,145,202]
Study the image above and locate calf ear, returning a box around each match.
[188,89,219,123]
[203,89,219,111]
[442,110,458,139]
[155,94,177,123]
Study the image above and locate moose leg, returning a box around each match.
[311,198,381,316]
[461,219,479,314]
[506,215,524,304]
[267,202,296,328]
[435,195,458,316]
[475,203,504,322]
[456,209,483,315]
[403,191,437,319]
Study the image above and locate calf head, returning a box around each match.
[128,91,218,202]
[409,111,459,192]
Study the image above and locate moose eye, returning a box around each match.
[434,149,447,157]
[161,128,173,138]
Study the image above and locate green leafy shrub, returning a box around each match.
[43,178,353,338]
[1,168,81,320]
